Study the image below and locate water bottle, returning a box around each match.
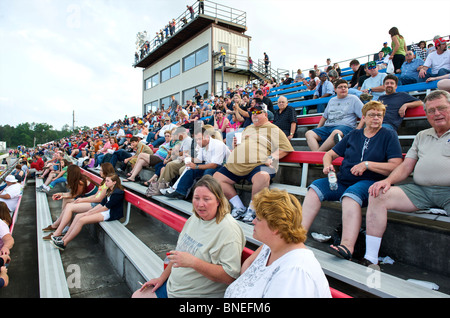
[164,252,170,269]
[328,171,338,191]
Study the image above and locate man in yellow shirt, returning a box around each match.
[214,103,294,223]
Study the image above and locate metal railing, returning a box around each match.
[212,52,290,84]
[134,0,246,65]
[297,34,450,78]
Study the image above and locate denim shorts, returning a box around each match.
[312,125,354,142]
[216,164,276,184]
[309,177,376,207]
[155,280,168,298]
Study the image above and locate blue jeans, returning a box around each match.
[109,149,132,169]
[95,153,106,167]
[49,177,67,188]
[382,123,396,130]
[398,74,424,85]
[176,165,221,196]
[146,132,157,143]
[309,177,376,207]
[426,68,450,79]
[152,136,165,148]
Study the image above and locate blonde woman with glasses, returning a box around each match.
[302,101,403,261]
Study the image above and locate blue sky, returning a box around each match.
[1,0,449,130]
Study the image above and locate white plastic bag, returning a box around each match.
[386,58,394,74]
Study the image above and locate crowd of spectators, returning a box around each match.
[2,28,449,296]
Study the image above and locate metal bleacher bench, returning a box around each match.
[99,216,164,289]
[35,177,71,298]
[83,171,185,292]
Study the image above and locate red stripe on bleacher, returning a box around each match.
[282,151,343,165]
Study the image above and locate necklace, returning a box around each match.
[360,137,370,162]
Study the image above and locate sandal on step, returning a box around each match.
[329,244,352,260]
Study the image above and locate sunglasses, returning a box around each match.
[251,110,264,115]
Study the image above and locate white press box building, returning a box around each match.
[133,1,268,114]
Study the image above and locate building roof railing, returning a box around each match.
[133,0,247,68]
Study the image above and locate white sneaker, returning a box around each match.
[429,208,447,216]
[242,206,256,223]
[231,207,246,220]
[160,187,175,195]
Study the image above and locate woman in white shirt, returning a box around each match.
[225,188,331,298]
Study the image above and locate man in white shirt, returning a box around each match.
[0,175,22,214]
[116,125,126,145]
[306,79,364,151]
[151,117,177,147]
[165,127,229,199]
[419,37,450,79]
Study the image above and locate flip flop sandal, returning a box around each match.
[329,245,352,260]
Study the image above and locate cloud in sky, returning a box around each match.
[1,0,449,131]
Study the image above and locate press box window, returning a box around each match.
[160,61,180,83]
[183,45,209,72]
[145,73,159,90]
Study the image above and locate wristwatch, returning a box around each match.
[364,161,369,169]
[268,156,273,160]
[196,164,199,169]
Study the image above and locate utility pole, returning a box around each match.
[72,110,76,132]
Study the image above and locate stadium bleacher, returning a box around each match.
[9,38,450,298]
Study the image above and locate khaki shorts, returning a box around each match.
[398,183,450,213]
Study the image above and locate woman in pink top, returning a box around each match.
[213,109,230,140]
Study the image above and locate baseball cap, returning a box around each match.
[249,103,268,113]
[5,175,18,183]
[367,61,377,69]
[434,37,448,46]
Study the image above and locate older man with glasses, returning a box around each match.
[363,90,450,266]
[397,50,424,85]
[273,96,297,140]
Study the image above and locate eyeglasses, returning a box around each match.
[251,110,264,115]
[366,113,384,118]
[426,106,449,115]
